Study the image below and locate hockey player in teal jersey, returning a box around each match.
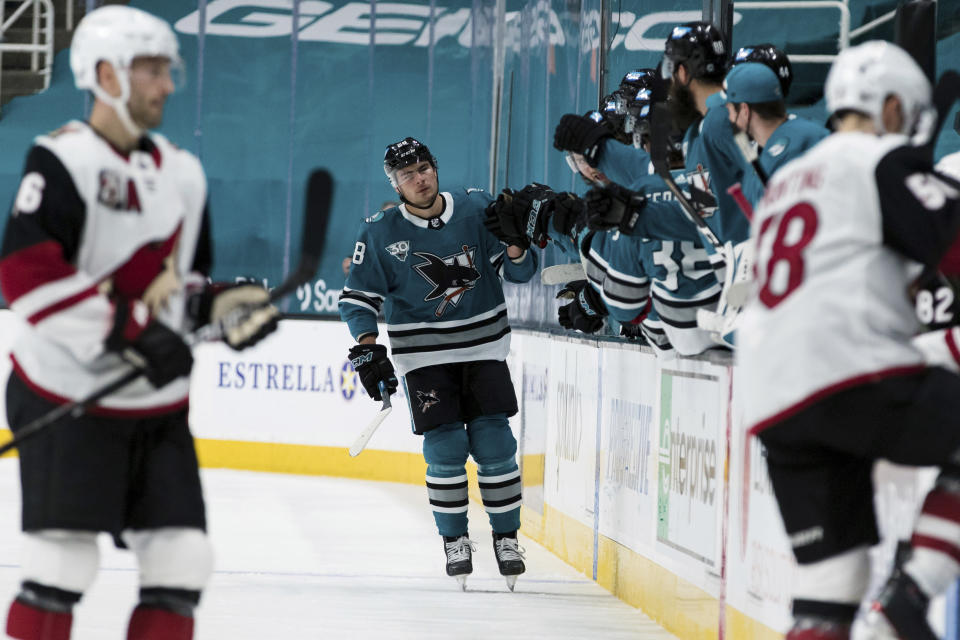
[662,22,749,253]
[722,62,828,204]
[338,137,537,591]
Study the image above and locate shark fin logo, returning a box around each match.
[385,240,410,262]
[416,389,440,413]
[412,245,481,317]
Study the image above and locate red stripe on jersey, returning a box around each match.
[10,357,189,418]
[747,365,927,436]
[110,223,183,299]
[911,534,960,565]
[27,285,98,325]
[0,240,76,303]
[946,329,960,368]
[919,489,960,523]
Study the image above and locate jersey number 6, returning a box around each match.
[757,202,819,309]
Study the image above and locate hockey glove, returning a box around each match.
[484,183,555,249]
[553,114,611,166]
[209,285,280,350]
[106,301,194,388]
[583,184,646,234]
[189,283,280,351]
[348,344,399,401]
[551,192,588,240]
[556,280,607,334]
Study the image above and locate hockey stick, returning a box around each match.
[0,169,334,458]
[732,130,768,187]
[727,183,754,222]
[541,262,586,286]
[649,103,727,261]
[348,381,393,457]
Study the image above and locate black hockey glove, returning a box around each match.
[583,184,646,234]
[556,280,607,334]
[189,283,280,351]
[551,192,588,240]
[484,183,555,249]
[105,300,193,388]
[553,114,611,166]
[348,344,399,401]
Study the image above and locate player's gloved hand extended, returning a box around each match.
[553,114,611,166]
[583,184,646,234]
[484,183,555,249]
[556,280,607,334]
[209,285,280,350]
[348,344,399,401]
[550,192,588,240]
[106,301,194,388]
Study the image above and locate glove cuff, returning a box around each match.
[106,298,151,353]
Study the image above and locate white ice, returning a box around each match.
[0,460,676,639]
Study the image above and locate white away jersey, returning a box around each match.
[0,121,209,414]
[739,132,943,432]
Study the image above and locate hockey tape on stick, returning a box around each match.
[732,130,768,186]
[0,169,335,458]
[649,104,727,262]
[348,381,393,457]
[541,262,587,286]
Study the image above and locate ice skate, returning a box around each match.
[492,531,525,591]
[853,568,937,640]
[442,535,475,591]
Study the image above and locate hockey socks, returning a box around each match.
[6,582,81,640]
[127,606,194,640]
[127,587,200,640]
[6,601,73,640]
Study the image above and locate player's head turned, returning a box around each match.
[384,137,440,209]
[662,21,728,85]
[71,5,182,136]
[731,43,793,98]
[825,40,933,136]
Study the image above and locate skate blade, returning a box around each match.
[455,574,467,591]
[504,575,518,592]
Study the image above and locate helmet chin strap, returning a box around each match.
[92,69,145,140]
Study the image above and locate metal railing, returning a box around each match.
[0,0,55,102]
[733,0,851,63]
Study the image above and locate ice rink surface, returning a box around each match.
[0,460,676,639]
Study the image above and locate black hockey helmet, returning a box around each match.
[383,137,437,186]
[663,21,728,82]
[731,43,793,98]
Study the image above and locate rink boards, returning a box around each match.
[0,312,942,639]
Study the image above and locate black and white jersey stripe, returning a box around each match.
[338,287,384,314]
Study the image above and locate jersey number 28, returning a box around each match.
[757,203,819,309]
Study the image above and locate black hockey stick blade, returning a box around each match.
[270,168,333,301]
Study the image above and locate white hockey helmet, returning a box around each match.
[70,5,182,135]
[825,40,933,136]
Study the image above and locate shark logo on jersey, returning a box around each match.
[416,389,440,413]
[385,240,410,262]
[412,245,481,317]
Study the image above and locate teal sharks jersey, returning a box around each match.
[596,139,651,188]
[740,115,829,205]
[683,92,750,245]
[338,189,538,374]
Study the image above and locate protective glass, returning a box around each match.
[394,162,436,186]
